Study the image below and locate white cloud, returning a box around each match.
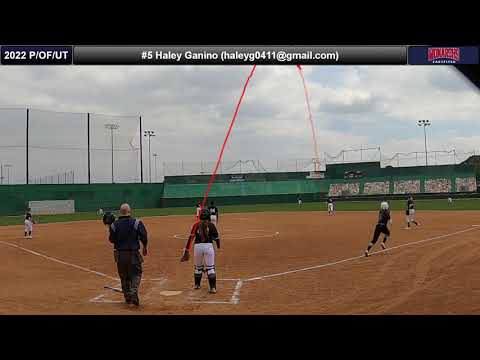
[0,65,478,183]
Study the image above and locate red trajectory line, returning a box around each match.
[201,65,257,208]
[296,64,321,171]
[183,65,320,252]
[199,64,319,210]
[183,65,257,252]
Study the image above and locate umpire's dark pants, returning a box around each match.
[114,250,143,303]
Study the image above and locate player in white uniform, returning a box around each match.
[405,196,419,229]
[208,201,219,226]
[195,202,202,221]
[24,208,34,239]
[181,208,220,293]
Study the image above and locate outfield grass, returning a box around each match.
[0,198,478,227]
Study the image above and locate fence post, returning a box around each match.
[26,108,29,184]
[87,112,91,184]
[139,116,143,183]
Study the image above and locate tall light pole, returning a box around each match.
[153,153,158,183]
[105,123,120,183]
[417,120,431,166]
[144,130,155,183]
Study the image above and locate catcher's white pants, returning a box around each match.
[24,220,33,233]
[210,215,217,225]
[328,203,334,212]
[194,243,215,275]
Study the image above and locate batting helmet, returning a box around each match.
[380,201,389,210]
[199,208,210,221]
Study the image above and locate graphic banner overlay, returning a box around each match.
[408,46,479,65]
[1,46,73,65]
[73,46,407,65]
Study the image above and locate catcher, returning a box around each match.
[181,208,220,293]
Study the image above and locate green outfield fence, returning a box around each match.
[0,183,164,215]
[0,166,478,216]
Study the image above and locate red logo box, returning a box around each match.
[428,47,460,62]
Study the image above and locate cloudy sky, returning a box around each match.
[0,65,478,183]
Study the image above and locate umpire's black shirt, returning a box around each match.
[109,216,148,251]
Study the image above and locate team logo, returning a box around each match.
[427,47,460,64]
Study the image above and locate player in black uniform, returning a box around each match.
[24,208,35,239]
[327,197,335,215]
[103,211,116,227]
[208,201,219,226]
[365,201,392,257]
[297,194,303,205]
[405,196,419,229]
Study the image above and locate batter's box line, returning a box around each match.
[89,294,124,304]
[186,279,243,305]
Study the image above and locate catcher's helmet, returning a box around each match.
[380,201,389,210]
[199,208,210,220]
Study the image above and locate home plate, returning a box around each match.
[159,290,183,297]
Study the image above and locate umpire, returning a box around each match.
[108,203,148,307]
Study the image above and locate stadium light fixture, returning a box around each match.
[144,130,156,183]
[153,153,159,182]
[105,123,120,183]
[417,120,431,166]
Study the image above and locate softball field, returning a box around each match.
[1,210,480,314]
